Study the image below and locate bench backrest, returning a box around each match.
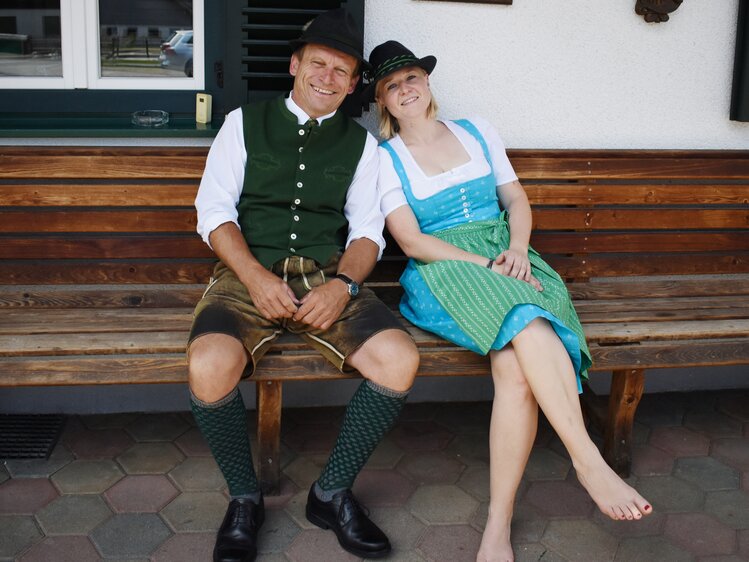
[1,147,747,292]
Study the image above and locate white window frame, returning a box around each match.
[0,0,204,90]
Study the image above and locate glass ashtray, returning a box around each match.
[131,110,169,128]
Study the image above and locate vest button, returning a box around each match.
[298,129,305,136]
[290,247,296,252]
[293,215,300,221]
[299,164,305,170]
[297,182,303,188]
[294,198,301,205]
[291,204,297,210]
[290,233,297,240]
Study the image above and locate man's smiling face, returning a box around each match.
[289,44,359,119]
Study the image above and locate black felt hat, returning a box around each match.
[289,8,369,70]
[362,41,437,103]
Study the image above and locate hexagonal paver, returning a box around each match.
[174,426,212,456]
[684,411,743,438]
[286,528,359,562]
[390,421,455,451]
[418,525,482,562]
[717,393,749,422]
[283,489,319,530]
[445,433,490,466]
[159,491,227,531]
[283,454,326,490]
[104,475,179,513]
[51,460,123,494]
[35,494,112,534]
[508,502,549,544]
[116,442,184,474]
[0,463,8,484]
[352,469,416,507]
[514,543,567,562]
[663,513,736,557]
[18,535,101,562]
[524,480,594,518]
[169,457,225,491]
[433,402,491,434]
[125,413,189,442]
[83,413,139,430]
[62,427,134,459]
[398,402,439,423]
[523,448,571,481]
[649,427,710,457]
[704,489,749,529]
[456,465,490,501]
[712,437,749,471]
[364,437,405,469]
[408,484,479,524]
[0,515,42,559]
[739,529,749,559]
[0,477,58,514]
[150,532,214,562]
[630,445,675,477]
[369,506,426,551]
[4,444,74,478]
[614,535,692,562]
[256,508,301,555]
[262,475,299,510]
[398,451,465,485]
[541,519,618,561]
[282,423,340,454]
[674,457,740,491]
[90,513,172,558]
[635,475,705,513]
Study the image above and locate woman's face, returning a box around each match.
[377,66,431,120]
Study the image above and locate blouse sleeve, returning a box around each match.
[470,115,518,186]
[377,145,409,218]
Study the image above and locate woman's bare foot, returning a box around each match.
[476,509,514,562]
[575,457,652,520]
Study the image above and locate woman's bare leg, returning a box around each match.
[510,318,652,521]
[477,346,538,562]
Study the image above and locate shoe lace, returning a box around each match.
[338,491,370,520]
[231,501,258,529]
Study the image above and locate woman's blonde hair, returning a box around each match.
[375,70,439,139]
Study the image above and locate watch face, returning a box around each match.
[349,283,360,297]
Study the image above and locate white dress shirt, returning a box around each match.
[195,94,385,258]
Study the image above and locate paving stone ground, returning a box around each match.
[1,389,748,561]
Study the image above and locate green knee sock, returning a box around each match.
[190,387,259,496]
[318,380,408,492]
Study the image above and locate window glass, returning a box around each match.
[98,0,193,78]
[0,0,62,78]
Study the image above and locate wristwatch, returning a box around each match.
[335,273,360,298]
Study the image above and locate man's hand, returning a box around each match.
[293,278,349,330]
[491,251,543,292]
[243,267,300,320]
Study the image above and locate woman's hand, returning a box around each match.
[491,250,543,291]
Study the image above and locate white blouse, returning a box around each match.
[377,116,518,218]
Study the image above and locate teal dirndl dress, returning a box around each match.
[381,119,591,391]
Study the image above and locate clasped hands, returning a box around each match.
[244,268,348,330]
[490,248,543,292]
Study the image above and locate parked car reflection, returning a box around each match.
[159,29,192,77]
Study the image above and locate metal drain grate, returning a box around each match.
[0,414,66,459]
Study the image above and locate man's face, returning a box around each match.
[289,44,359,118]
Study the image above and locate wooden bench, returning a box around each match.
[1,146,748,494]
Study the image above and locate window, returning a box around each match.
[0,0,204,90]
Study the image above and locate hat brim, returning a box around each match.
[361,55,436,104]
[289,37,371,72]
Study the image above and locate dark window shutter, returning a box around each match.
[223,0,366,116]
[731,0,749,121]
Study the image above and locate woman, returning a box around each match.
[366,41,652,561]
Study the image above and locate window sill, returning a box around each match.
[0,114,222,138]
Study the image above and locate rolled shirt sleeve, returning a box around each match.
[194,108,247,248]
[343,132,387,259]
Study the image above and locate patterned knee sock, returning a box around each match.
[190,387,260,496]
[317,380,409,492]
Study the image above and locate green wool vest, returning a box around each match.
[238,97,368,268]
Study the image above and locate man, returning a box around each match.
[188,9,419,562]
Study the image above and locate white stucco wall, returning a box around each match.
[364,0,749,149]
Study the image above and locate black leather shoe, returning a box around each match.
[305,486,391,558]
[213,496,265,562]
